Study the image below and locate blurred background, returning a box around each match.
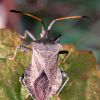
[0,1,100,99]
[0,0,100,68]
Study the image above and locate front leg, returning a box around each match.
[20,30,36,41]
[8,44,32,60]
[9,30,34,60]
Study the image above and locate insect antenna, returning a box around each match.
[47,16,90,40]
[10,10,46,38]
[48,16,90,31]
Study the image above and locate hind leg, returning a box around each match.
[54,72,69,100]
[57,72,69,96]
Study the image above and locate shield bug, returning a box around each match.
[9,10,89,100]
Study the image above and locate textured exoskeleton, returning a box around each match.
[10,10,88,100]
[22,42,63,100]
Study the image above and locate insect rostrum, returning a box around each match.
[10,10,89,100]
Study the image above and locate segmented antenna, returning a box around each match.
[48,15,90,30]
[10,10,46,38]
[10,10,42,22]
[55,16,90,21]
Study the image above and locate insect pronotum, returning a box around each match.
[10,10,89,100]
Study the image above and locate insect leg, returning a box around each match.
[19,30,36,41]
[56,50,71,95]
[25,95,35,100]
[58,48,74,64]
[58,50,68,54]
[8,44,32,60]
[62,48,74,63]
[57,50,68,62]
[25,95,31,100]
[56,74,69,96]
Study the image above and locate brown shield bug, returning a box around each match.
[9,10,89,100]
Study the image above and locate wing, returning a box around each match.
[34,71,51,100]
[20,67,51,100]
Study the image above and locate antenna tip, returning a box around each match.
[82,16,90,19]
[10,10,23,13]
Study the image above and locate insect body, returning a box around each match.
[10,10,88,100]
[22,42,63,100]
